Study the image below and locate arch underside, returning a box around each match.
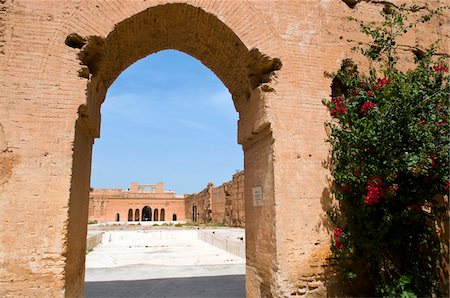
[75,3,281,139]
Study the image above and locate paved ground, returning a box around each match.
[85,229,245,298]
[85,275,245,298]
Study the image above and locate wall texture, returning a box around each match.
[186,171,245,227]
[0,0,448,297]
[88,183,186,223]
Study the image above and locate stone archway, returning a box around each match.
[64,4,286,296]
[142,206,152,222]
[153,209,159,222]
[160,209,165,221]
[0,0,376,297]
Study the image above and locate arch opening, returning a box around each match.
[142,206,151,221]
[127,209,133,221]
[69,2,282,297]
[153,209,159,222]
[77,3,281,140]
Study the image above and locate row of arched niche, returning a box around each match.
[115,206,177,222]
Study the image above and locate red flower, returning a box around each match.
[365,176,384,205]
[329,97,346,117]
[335,239,343,249]
[417,119,426,125]
[361,101,376,113]
[434,65,449,73]
[371,84,379,91]
[376,77,391,87]
[366,91,374,97]
[334,227,343,238]
[445,181,450,193]
[357,82,366,88]
[351,89,359,96]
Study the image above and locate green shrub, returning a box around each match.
[323,4,449,296]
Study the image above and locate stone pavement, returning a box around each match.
[85,275,245,298]
[84,229,245,297]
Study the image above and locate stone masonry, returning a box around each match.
[0,0,448,297]
[88,182,186,223]
[186,171,245,227]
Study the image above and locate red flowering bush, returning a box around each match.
[323,4,449,297]
[361,101,376,113]
[329,96,347,117]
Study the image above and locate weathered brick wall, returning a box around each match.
[185,183,212,224]
[211,184,226,224]
[224,171,245,227]
[185,171,245,227]
[88,186,186,222]
[0,0,448,297]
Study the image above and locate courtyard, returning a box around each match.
[84,226,245,297]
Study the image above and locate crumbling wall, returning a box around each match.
[186,171,245,227]
[224,171,245,227]
[1,0,448,297]
[185,183,212,224]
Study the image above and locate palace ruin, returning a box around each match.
[0,0,448,297]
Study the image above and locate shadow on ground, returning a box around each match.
[85,274,245,298]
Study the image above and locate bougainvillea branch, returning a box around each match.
[323,4,449,297]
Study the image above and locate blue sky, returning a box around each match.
[90,50,243,194]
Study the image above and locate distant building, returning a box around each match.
[88,182,185,222]
[88,171,245,227]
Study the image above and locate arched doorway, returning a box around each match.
[160,209,165,221]
[142,206,151,221]
[115,213,120,222]
[0,0,374,296]
[153,209,159,222]
[134,209,140,221]
[127,209,133,221]
[172,213,177,221]
[63,2,286,297]
[192,205,197,222]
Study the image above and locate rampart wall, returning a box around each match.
[186,171,245,227]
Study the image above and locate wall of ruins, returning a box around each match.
[0,0,448,297]
[88,183,186,222]
[185,183,213,224]
[186,171,245,227]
